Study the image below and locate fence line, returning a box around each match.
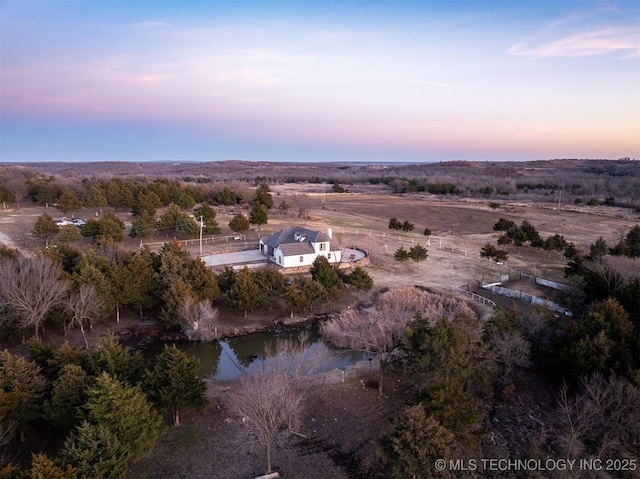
[481,282,571,316]
[484,272,570,292]
[451,284,497,307]
[140,234,246,250]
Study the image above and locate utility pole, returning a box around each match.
[557,190,561,214]
[199,216,203,255]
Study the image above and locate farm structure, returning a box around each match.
[259,226,343,268]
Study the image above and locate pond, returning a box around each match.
[142,325,371,380]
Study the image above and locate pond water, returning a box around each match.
[143,325,371,380]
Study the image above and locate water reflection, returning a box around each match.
[143,325,371,380]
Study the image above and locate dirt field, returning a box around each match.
[1,193,638,478]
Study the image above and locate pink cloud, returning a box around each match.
[509,27,640,58]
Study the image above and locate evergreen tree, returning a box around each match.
[422,379,485,447]
[90,334,145,386]
[173,192,195,210]
[480,243,498,260]
[281,278,319,318]
[176,213,199,239]
[156,203,182,235]
[493,218,515,231]
[83,186,107,211]
[227,267,260,317]
[30,340,90,382]
[108,259,136,324]
[56,189,83,215]
[519,220,542,247]
[401,220,414,232]
[125,252,157,317]
[28,178,62,206]
[589,237,609,259]
[104,179,135,209]
[283,281,309,318]
[624,224,640,263]
[32,213,59,243]
[0,350,47,442]
[229,212,250,233]
[145,344,208,427]
[255,183,273,209]
[408,245,428,265]
[80,218,101,240]
[58,421,128,479]
[384,404,454,479]
[131,190,160,217]
[29,453,76,479]
[96,212,125,242]
[394,246,409,263]
[213,186,239,206]
[249,202,268,231]
[57,225,82,244]
[154,240,190,295]
[216,265,236,294]
[194,203,221,234]
[85,372,165,462]
[74,262,114,322]
[186,258,220,302]
[559,298,636,380]
[253,267,286,310]
[129,212,155,239]
[44,364,90,432]
[309,256,341,292]
[346,267,373,298]
[160,279,195,329]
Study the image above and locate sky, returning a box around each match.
[1,0,639,163]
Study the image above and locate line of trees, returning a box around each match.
[0,240,374,344]
[0,240,220,343]
[0,336,208,477]
[219,256,373,318]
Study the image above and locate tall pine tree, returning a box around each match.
[145,345,208,427]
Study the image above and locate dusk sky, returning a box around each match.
[1,1,639,163]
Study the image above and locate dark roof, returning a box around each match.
[263,227,330,249]
[279,242,315,255]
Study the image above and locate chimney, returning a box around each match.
[327,228,332,238]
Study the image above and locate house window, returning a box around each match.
[328,253,332,260]
[300,256,304,263]
[319,243,326,251]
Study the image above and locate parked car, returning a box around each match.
[55,219,72,227]
[71,218,86,227]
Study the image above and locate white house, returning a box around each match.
[259,226,342,268]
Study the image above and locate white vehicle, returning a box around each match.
[56,219,72,227]
[71,218,86,227]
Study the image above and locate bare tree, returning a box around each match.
[227,336,328,475]
[554,374,640,462]
[0,255,69,340]
[290,194,312,221]
[583,257,626,293]
[488,331,531,387]
[0,418,16,467]
[178,296,219,341]
[66,284,104,349]
[2,179,28,210]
